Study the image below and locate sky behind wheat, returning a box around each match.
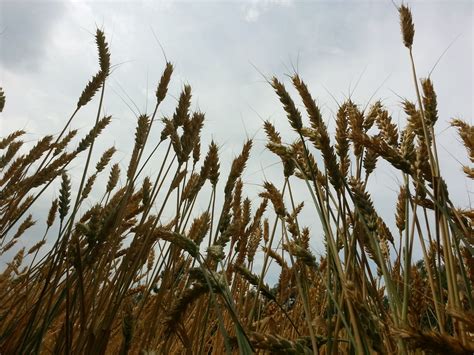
[0,0,473,275]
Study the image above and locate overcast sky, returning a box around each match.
[1,0,472,274]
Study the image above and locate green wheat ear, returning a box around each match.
[0,87,5,112]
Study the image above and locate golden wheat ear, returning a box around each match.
[77,29,110,108]
[399,4,415,49]
[156,62,173,105]
[272,77,302,132]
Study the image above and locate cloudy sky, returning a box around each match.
[1,0,472,273]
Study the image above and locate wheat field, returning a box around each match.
[0,4,473,354]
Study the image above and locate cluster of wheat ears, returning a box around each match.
[0,5,473,354]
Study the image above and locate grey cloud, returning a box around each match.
[0,0,66,72]
[1,0,471,263]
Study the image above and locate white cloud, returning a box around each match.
[242,0,293,22]
[244,6,260,22]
